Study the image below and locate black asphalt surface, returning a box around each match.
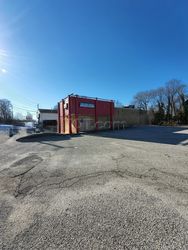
[0,126,188,249]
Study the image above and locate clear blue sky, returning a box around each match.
[0,0,188,117]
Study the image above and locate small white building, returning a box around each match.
[37,109,58,131]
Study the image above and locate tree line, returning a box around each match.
[133,79,188,125]
[0,99,13,123]
[0,99,34,125]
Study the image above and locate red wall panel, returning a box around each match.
[58,95,114,134]
[69,96,114,117]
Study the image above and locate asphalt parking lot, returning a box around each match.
[0,126,188,249]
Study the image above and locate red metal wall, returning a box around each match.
[58,95,114,134]
[69,96,114,116]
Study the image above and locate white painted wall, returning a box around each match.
[39,113,58,122]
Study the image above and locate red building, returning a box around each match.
[58,94,114,134]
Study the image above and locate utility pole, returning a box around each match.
[37,104,39,124]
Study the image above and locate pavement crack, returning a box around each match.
[11,165,36,178]
[14,175,24,198]
[23,170,128,195]
[111,155,188,195]
[11,154,188,198]
[8,154,43,198]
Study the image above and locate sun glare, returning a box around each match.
[0,68,7,74]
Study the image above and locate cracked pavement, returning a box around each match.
[0,126,188,249]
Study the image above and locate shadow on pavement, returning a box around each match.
[16,126,188,146]
[88,126,188,146]
[16,133,81,143]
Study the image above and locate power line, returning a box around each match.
[12,102,36,110]
[13,105,36,113]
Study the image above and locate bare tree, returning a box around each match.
[14,112,24,120]
[0,99,13,122]
[26,112,33,121]
[150,87,167,111]
[165,79,187,117]
[176,83,187,112]
[133,91,152,111]
[132,79,188,124]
